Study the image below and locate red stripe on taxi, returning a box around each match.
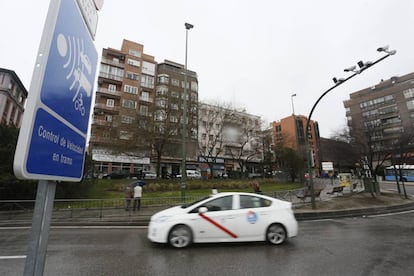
[198,213,238,238]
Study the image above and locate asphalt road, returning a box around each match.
[1,211,414,276]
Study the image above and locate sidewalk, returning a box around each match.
[294,189,414,220]
[1,184,413,227]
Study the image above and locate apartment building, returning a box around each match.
[271,115,321,175]
[89,40,199,177]
[343,72,414,157]
[90,40,156,176]
[0,68,27,127]
[155,60,199,177]
[198,103,263,178]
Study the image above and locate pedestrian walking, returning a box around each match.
[124,186,133,211]
[133,184,143,211]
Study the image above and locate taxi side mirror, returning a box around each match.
[198,207,208,214]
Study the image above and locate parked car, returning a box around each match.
[148,192,298,248]
[143,171,157,179]
[102,171,129,179]
[176,170,202,179]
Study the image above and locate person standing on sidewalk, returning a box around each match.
[133,184,143,211]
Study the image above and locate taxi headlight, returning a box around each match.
[153,215,172,223]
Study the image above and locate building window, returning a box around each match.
[126,71,139,81]
[140,105,148,116]
[171,78,180,87]
[156,99,167,108]
[108,84,116,92]
[142,61,155,76]
[156,86,168,96]
[141,91,149,101]
[121,115,134,124]
[170,116,178,123]
[124,85,138,94]
[171,91,179,98]
[128,49,141,58]
[403,88,414,99]
[119,131,133,140]
[105,115,112,122]
[191,92,197,102]
[141,75,154,88]
[100,64,123,81]
[158,74,169,84]
[122,99,137,109]
[127,58,140,67]
[191,81,198,92]
[106,99,114,107]
[181,81,189,89]
[155,110,166,121]
[407,100,414,110]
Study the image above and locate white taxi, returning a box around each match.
[147,192,298,248]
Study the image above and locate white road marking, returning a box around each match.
[0,255,26,260]
[367,209,414,217]
[0,226,147,230]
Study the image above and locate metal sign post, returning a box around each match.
[24,180,56,276]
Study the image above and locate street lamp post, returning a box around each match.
[181,22,194,201]
[291,93,297,115]
[306,46,396,209]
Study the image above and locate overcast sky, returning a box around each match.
[2,0,413,137]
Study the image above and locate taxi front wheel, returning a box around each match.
[266,223,287,245]
[168,225,193,248]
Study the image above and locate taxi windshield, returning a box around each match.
[181,196,211,208]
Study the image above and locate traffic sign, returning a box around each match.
[322,162,334,171]
[14,0,98,181]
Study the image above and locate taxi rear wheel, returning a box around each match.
[266,223,287,245]
[168,225,193,248]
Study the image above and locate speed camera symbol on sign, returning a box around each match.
[57,33,92,116]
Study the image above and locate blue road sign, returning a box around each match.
[14,0,98,181]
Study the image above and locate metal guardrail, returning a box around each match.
[0,190,307,222]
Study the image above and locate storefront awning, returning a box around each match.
[92,153,150,164]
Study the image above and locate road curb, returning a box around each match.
[294,201,414,220]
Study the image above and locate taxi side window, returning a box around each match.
[203,196,233,212]
[240,195,271,209]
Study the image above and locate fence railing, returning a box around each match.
[0,189,307,222]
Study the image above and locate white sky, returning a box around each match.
[2,0,413,137]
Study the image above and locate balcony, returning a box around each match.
[94,103,120,114]
[139,96,154,103]
[99,72,123,82]
[96,88,122,98]
[92,119,118,127]
[89,136,113,145]
[101,58,125,68]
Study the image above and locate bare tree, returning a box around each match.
[271,133,305,182]
[327,127,359,173]
[140,98,185,178]
[261,128,275,176]
[388,129,414,198]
